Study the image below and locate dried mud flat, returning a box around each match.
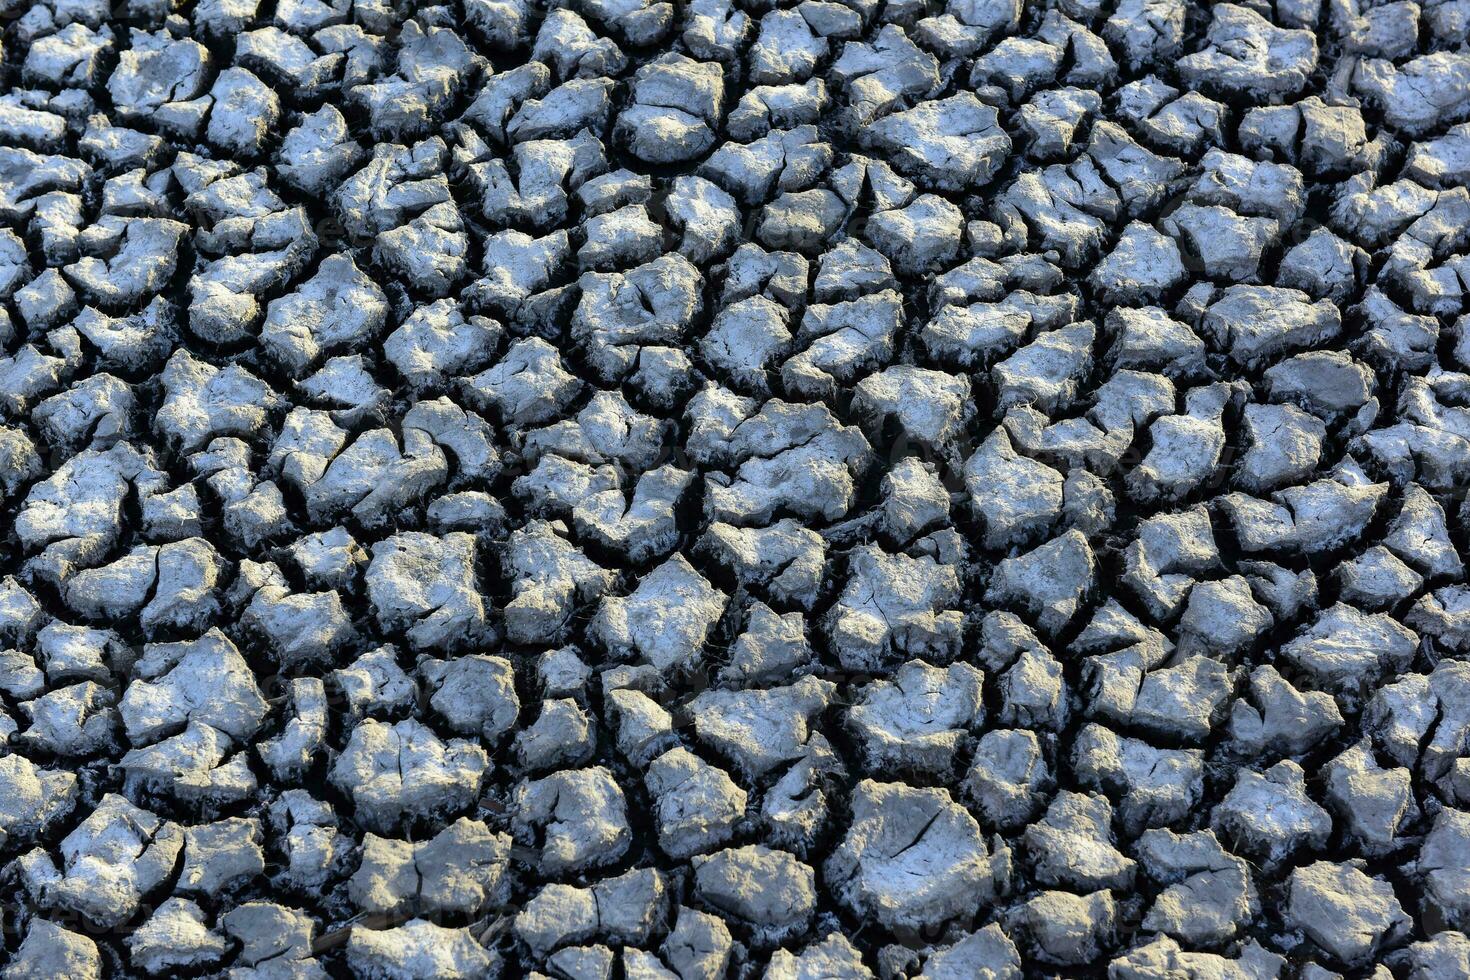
[3,0,1470,975]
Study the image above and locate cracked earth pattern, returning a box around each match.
[4,0,1470,975]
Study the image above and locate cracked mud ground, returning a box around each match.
[4,0,1470,977]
